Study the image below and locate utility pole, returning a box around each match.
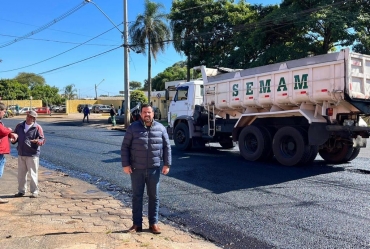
[123,0,130,128]
[95,79,105,100]
[84,0,130,128]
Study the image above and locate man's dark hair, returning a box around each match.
[140,103,153,112]
[0,103,6,111]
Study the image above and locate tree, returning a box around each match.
[0,79,29,100]
[14,72,45,89]
[31,84,61,106]
[170,0,257,73]
[63,84,78,100]
[129,0,171,105]
[352,0,370,54]
[129,81,142,90]
[151,61,200,91]
[130,90,148,105]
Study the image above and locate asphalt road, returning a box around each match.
[4,118,370,249]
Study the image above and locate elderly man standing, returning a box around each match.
[121,104,171,234]
[11,110,45,198]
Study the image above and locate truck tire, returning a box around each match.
[219,138,235,149]
[318,143,353,164]
[174,123,192,150]
[238,126,271,161]
[296,128,317,165]
[347,148,360,161]
[272,127,306,166]
[301,145,318,164]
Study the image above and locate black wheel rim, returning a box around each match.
[176,130,186,144]
[280,135,296,157]
[243,133,258,153]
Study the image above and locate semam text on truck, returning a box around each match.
[165,48,370,166]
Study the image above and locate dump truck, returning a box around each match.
[166,48,370,166]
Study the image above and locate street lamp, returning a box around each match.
[95,79,105,100]
[30,96,33,108]
[85,0,130,128]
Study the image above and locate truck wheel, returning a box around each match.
[301,145,318,164]
[347,148,360,161]
[219,138,235,149]
[238,126,271,161]
[318,143,353,164]
[272,127,306,166]
[174,123,192,150]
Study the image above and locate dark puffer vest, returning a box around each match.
[121,120,171,169]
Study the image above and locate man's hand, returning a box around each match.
[162,166,170,175]
[123,166,132,174]
[9,133,18,143]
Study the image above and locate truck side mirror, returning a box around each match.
[165,89,169,100]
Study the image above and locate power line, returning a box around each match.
[4,0,361,78]
[0,25,122,73]
[0,33,120,46]
[0,1,88,48]
[38,45,122,75]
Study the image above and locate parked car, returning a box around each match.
[77,104,92,113]
[34,107,51,114]
[19,107,36,114]
[52,106,60,112]
[153,107,161,120]
[57,105,66,113]
[95,105,111,113]
[91,104,103,113]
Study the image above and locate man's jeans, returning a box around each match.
[0,154,6,178]
[130,168,160,226]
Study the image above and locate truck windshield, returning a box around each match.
[175,86,188,101]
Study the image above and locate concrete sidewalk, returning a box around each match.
[0,155,220,249]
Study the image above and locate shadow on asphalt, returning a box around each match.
[166,146,345,194]
[99,145,344,194]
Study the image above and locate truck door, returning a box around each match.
[170,86,190,123]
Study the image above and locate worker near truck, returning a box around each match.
[110,104,117,126]
[121,104,171,234]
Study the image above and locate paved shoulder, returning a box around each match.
[0,156,220,249]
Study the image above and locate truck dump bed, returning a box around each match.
[203,49,370,113]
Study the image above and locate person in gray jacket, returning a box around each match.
[121,104,171,234]
[11,110,45,198]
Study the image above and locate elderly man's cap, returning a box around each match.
[110,104,114,106]
[28,110,38,118]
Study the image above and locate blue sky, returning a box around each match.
[0,0,280,98]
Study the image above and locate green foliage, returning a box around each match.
[63,84,78,100]
[129,81,142,90]
[130,90,148,105]
[151,61,200,91]
[0,79,30,100]
[14,72,45,89]
[169,0,370,71]
[129,0,171,103]
[31,84,61,106]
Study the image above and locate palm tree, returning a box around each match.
[63,84,78,100]
[129,0,171,104]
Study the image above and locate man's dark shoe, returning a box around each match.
[149,224,161,234]
[128,225,142,233]
[14,192,25,197]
